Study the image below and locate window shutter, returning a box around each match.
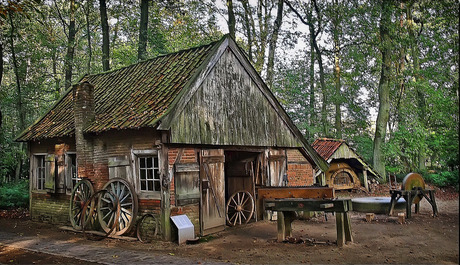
[108,156,132,181]
[65,154,72,193]
[44,154,56,192]
[174,163,200,206]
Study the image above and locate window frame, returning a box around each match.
[132,149,161,199]
[32,153,47,192]
[65,152,79,194]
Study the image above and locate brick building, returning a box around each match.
[16,35,328,240]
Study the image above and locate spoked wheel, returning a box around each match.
[97,178,138,236]
[69,179,95,230]
[226,191,254,226]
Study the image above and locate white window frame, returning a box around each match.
[32,153,47,192]
[132,149,161,199]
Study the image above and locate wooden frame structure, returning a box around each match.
[264,198,353,247]
[389,188,438,218]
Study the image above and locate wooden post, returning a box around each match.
[344,212,353,243]
[160,142,171,241]
[277,211,286,242]
[363,168,369,192]
[429,190,438,216]
[336,212,345,247]
[405,192,412,219]
[388,191,397,216]
[277,211,295,242]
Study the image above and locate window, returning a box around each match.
[35,155,46,190]
[138,156,160,192]
[69,154,79,189]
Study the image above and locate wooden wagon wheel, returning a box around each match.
[97,178,138,236]
[226,190,254,226]
[69,179,95,230]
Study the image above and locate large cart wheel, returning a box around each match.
[402,172,426,204]
[97,178,138,236]
[226,191,254,226]
[69,179,95,230]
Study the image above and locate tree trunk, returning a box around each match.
[0,31,3,130]
[64,0,76,90]
[266,0,284,88]
[373,0,392,181]
[308,8,316,132]
[240,0,255,63]
[100,0,110,71]
[8,12,25,181]
[227,0,236,39]
[407,4,426,171]
[85,0,92,73]
[333,0,342,139]
[138,0,149,61]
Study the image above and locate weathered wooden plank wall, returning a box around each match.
[169,49,302,148]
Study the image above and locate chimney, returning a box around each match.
[73,81,95,180]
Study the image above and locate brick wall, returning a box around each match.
[286,149,314,186]
[30,193,70,224]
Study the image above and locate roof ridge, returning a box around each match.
[85,38,223,79]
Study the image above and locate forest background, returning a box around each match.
[0,0,458,207]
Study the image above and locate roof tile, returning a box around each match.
[17,40,218,141]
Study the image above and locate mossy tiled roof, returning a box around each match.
[16,39,218,141]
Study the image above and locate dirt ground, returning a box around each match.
[0,187,458,264]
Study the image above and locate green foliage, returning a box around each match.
[0,180,29,209]
[424,170,459,189]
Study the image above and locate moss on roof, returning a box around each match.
[16,39,219,141]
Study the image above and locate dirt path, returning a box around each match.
[0,196,458,264]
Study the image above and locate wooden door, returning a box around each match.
[268,149,287,186]
[200,149,225,235]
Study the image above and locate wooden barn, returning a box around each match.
[16,35,328,240]
[312,138,379,191]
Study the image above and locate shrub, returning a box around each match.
[0,180,29,209]
[424,170,459,189]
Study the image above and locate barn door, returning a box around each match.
[268,149,287,186]
[200,149,225,235]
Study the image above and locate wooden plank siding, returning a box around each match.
[168,48,303,148]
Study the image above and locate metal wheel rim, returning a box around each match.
[69,179,95,230]
[136,213,158,243]
[97,178,138,236]
[226,191,254,226]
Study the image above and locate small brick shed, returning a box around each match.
[312,138,379,190]
[16,35,328,240]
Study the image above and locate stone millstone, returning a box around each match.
[351,197,406,214]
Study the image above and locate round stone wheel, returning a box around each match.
[351,197,406,214]
[69,179,95,230]
[401,172,426,204]
[226,191,254,226]
[97,178,138,236]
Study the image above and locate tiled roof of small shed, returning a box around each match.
[311,138,344,160]
[16,40,217,141]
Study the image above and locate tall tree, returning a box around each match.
[266,0,283,88]
[331,0,342,139]
[373,0,393,180]
[138,0,149,61]
[286,0,329,137]
[85,0,93,73]
[100,0,109,71]
[64,0,76,90]
[227,0,235,39]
